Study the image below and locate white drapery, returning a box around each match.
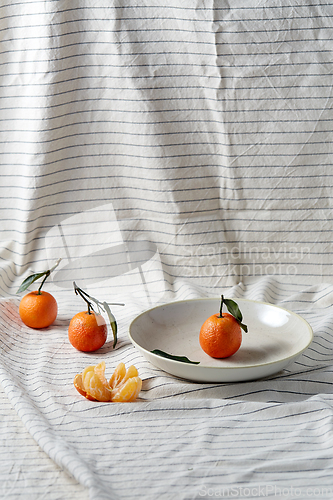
[1,2,333,499]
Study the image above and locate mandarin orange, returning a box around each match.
[19,290,58,329]
[199,311,242,358]
[68,311,108,352]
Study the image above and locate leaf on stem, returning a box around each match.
[17,259,61,294]
[223,297,248,333]
[102,301,118,349]
[73,282,123,349]
[17,272,48,293]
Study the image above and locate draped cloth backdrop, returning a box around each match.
[0,2,333,499]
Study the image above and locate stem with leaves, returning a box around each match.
[219,295,248,333]
[73,282,124,349]
[17,259,61,294]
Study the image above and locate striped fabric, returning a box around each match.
[1,1,333,499]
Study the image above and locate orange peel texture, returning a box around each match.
[74,361,142,402]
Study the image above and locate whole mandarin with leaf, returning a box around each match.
[68,282,123,352]
[17,259,60,329]
[199,295,248,358]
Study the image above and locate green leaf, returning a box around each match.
[151,349,200,365]
[223,297,248,333]
[223,298,243,322]
[17,259,61,294]
[17,272,48,293]
[239,322,248,333]
[102,301,118,349]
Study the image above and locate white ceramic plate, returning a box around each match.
[129,298,313,383]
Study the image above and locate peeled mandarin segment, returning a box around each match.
[109,364,142,401]
[83,371,112,402]
[81,370,94,393]
[122,365,138,383]
[81,365,95,385]
[109,362,126,389]
[94,361,109,388]
[111,377,142,403]
[73,373,96,401]
[73,374,87,398]
[109,364,138,389]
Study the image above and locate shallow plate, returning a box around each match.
[129,298,313,383]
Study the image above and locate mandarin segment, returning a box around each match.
[73,374,87,398]
[73,373,96,401]
[111,377,142,403]
[81,365,95,383]
[74,362,142,402]
[80,365,112,402]
[109,362,126,389]
[123,365,139,381]
[94,361,109,388]
[84,372,112,402]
